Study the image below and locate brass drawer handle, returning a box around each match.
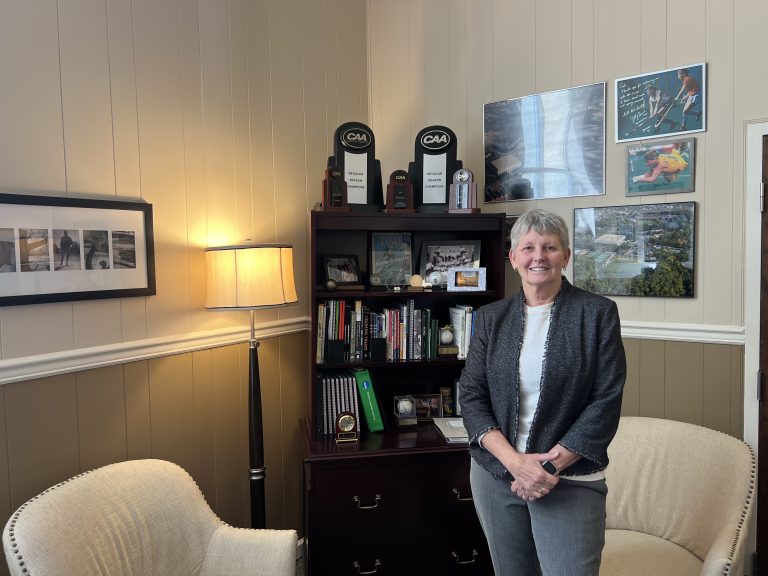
[353,559,382,574]
[452,549,478,565]
[452,488,473,502]
[353,494,382,510]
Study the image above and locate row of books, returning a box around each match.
[315,368,385,436]
[316,299,441,363]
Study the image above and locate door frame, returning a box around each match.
[744,119,768,567]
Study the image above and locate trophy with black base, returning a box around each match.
[327,121,384,211]
[321,166,351,212]
[408,125,463,213]
[385,169,415,213]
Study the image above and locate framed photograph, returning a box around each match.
[447,267,486,292]
[484,82,606,202]
[573,202,695,297]
[419,240,481,288]
[626,138,695,196]
[412,393,443,422]
[323,254,361,285]
[615,63,706,143]
[0,193,155,306]
[370,232,412,286]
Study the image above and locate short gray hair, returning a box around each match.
[509,209,570,252]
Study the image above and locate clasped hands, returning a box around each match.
[510,449,560,502]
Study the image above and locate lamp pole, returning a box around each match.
[248,309,267,529]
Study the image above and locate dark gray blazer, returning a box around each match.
[460,278,626,479]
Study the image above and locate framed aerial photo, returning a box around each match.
[484,82,606,203]
[626,138,695,196]
[573,202,695,298]
[615,63,706,143]
[0,193,155,306]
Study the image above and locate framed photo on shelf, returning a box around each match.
[419,239,481,288]
[323,254,361,285]
[0,193,155,306]
[412,394,443,422]
[573,202,695,298]
[447,267,486,291]
[370,232,412,287]
[615,63,706,143]
[626,138,695,196]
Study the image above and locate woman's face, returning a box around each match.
[509,229,571,293]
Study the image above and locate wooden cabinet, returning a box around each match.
[304,211,505,575]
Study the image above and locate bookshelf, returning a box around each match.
[303,210,505,575]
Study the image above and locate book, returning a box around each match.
[433,417,469,444]
[354,368,384,432]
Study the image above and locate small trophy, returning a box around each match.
[321,166,351,212]
[448,168,480,214]
[385,170,415,213]
[437,325,459,357]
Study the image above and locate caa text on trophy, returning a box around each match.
[448,168,480,214]
[385,169,415,213]
[321,166,351,212]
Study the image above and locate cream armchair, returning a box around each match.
[2,459,297,576]
[601,417,755,576]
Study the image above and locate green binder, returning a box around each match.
[354,368,384,432]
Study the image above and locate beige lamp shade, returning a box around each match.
[205,244,298,309]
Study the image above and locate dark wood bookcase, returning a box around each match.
[303,210,505,575]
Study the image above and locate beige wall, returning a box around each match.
[0,0,367,560]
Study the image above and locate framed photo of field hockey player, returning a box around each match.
[626,138,695,196]
[0,193,155,306]
[615,63,706,143]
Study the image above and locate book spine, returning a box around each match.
[354,368,384,432]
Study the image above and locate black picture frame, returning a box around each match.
[573,201,695,297]
[370,232,413,287]
[418,239,481,288]
[0,193,155,306]
[323,254,361,285]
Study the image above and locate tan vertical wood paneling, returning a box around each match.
[447,0,469,160]
[639,0,667,70]
[490,0,534,102]
[278,331,310,532]
[464,0,492,179]
[73,300,123,349]
[123,360,152,459]
[0,304,74,359]
[133,0,191,339]
[335,0,368,123]
[258,338,283,528]
[4,375,80,508]
[147,354,196,473]
[535,0,572,92]
[191,349,216,504]
[211,344,246,526]
[702,344,735,434]
[731,346,745,439]
[423,0,450,124]
[638,339,665,417]
[664,341,704,425]
[0,387,10,519]
[620,339,640,416]
[58,0,115,195]
[407,1,426,148]
[76,366,128,470]
[571,0,595,86]
[0,1,66,192]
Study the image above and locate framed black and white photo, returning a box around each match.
[370,232,412,286]
[419,240,481,288]
[615,63,706,143]
[323,254,361,285]
[484,82,606,202]
[447,267,486,292]
[573,202,695,297]
[0,193,155,306]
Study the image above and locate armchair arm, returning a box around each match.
[701,524,750,576]
[200,524,298,576]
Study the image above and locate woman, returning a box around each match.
[460,208,626,576]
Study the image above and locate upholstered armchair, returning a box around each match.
[2,459,297,576]
[601,417,755,576]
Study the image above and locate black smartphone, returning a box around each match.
[540,460,557,475]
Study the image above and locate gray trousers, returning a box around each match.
[470,459,607,576]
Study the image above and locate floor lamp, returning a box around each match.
[204,243,298,529]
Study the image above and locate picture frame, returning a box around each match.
[323,254,361,285]
[484,82,606,202]
[573,202,695,298]
[615,63,706,143]
[447,267,486,292]
[0,193,155,306]
[419,239,481,288]
[370,232,412,286]
[412,393,443,422]
[626,138,695,196]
